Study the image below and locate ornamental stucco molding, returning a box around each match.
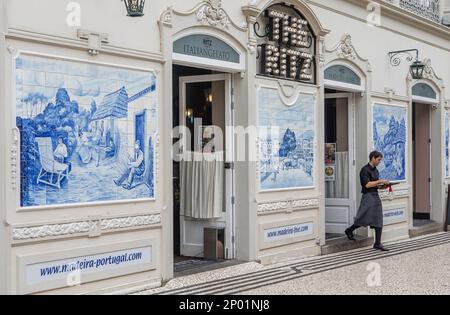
[242,4,261,54]
[335,34,357,60]
[7,45,18,56]
[7,30,164,63]
[100,214,161,231]
[160,6,173,26]
[196,0,230,29]
[12,221,92,241]
[324,34,372,72]
[444,99,450,110]
[291,198,320,209]
[325,34,368,62]
[422,58,443,83]
[11,128,20,191]
[12,214,162,242]
[258,198,320,214]
[317,54,326,69]
[258,201,290,213]
[384,88,396,102]
[160,0,246,32]
[407,58,443,85]
[155,133,160,184]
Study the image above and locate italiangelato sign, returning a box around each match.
[173,34,240,64]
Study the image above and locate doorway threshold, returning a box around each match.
[174,257,244,278]
[410,220,443,238]
[326,233,346,241]
[321,235,373,255]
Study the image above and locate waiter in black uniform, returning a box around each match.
[345,151,390,251]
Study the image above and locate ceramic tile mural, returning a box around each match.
[445,111,450,178]
[258,88,315,191]
[16,54,157,207]
[372,103,407,182]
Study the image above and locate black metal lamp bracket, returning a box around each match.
[388,49,419,67]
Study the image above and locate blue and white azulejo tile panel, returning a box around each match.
[258,88,315,191]
[16,54,157,207]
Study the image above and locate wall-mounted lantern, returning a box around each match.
[122,0,145,17]
[388,49,425,80]
[409,60,426,80]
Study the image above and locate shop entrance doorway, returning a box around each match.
[324,93,356,239]
[412,102,432,223]
[172,65,236,275]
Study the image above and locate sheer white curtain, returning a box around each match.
[180,152,224,219]
[326,152,349,199]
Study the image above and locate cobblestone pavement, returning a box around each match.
[135,232,450,295]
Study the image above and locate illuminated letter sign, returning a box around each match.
[258,7,315,83]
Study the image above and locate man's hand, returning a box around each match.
[377,180,391,189]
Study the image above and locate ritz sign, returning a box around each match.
[260,8,315,82]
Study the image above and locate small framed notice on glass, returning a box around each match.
[325,143,336,166]
[201,126,216,153]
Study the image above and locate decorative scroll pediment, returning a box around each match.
[422,58,443,82]
[325,34,368,62]
[159,0,248,62]
[196,0,230,29]
[160,0,246,32]
[407,58,445,94]
[323,34,372,73]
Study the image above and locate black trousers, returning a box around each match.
[347,224,382,245]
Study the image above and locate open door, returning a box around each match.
[413,102,432,220]
[178,74,235,259]
[324,93,356,237]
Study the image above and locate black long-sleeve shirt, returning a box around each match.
[360,164,380,194]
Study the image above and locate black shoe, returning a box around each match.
[345,228,356,241]
[373,244,389,251]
